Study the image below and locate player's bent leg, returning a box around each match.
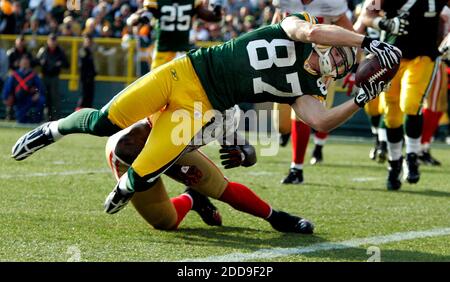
[105,126,219,228]
[12,108,122,161]
[131,178,179,230]
[12,61,175,161]
[166,150,226,226]
[177,151,313,234]
[219,181,314,234]
[105,94,214,214]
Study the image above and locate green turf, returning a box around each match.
[0,127,449,262]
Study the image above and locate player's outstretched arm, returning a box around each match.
[280,16,365,47]
[281,15,402,69]
[291,96,360,133]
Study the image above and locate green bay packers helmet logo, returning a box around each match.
[170,68,179,81]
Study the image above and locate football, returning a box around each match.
[355,54,400,88]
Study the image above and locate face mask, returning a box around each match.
[305,44,356,80]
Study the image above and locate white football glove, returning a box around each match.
[361,37,402,69]
[354,81,386,108]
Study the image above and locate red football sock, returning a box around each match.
[170,194,193,229]
[219,182,272,219]
[291,119,311,165]
[421,109,443,145]
[315,131,328,141]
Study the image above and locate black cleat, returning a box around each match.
[267,210,314,234]
[419,150,441,166]
[185,188,222,226]
[11,122,55,161]
[405,153,420,184]
[387,157,403,191]
[281,168,303,184]
[104,185,135,214]
[310,144,323,165]
[279,133,291,147]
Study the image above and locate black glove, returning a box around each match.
[219,144,256,169]
[375,15,409,36]
[361,37,402,69]
[354,81,386,108]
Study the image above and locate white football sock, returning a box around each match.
[291,162,303,170]
[421,142,430,152]
[118,173,134,194]
[405,136,421,154]
[48,121,63,141]
[387,140,403,161]
[378,128,387,142]
[314,136,326,146]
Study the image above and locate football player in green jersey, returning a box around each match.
[128,0,222,69]
[12,12,401,218]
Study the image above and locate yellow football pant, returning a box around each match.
[106,132,228,230]
[107,150,228,230]
[382,56,434,128]
[364,96,383,117]
[107,56,214,180]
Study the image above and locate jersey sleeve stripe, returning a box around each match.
[300,12,318,24]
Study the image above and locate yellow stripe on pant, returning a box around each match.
[107,56,214,179]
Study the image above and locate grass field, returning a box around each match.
[0,126,449,262]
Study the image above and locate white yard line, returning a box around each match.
[181,227,450,262]
[352,177,381,182]
[0,169,110,179]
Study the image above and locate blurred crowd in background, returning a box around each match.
[0,0,362,42]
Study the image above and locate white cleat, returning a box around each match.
[11,122,54,161]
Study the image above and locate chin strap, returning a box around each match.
[313,44,334,77]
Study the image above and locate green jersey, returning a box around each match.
[188,13,327,112]
[146,0,201,52]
